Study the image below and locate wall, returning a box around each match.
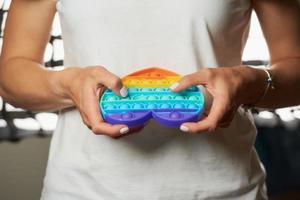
[0,137,51,200]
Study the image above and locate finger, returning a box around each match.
[78,110,92,129]
[96,66,128,97]
[93,122,129,137]
[114,125,145,139]
[170,70,209,93]
[218,101,239,126]
[218,110,235,128]
[219,122,231,128]
[83,86,129,137]
[180,97,229,133]
[218,109,236,128]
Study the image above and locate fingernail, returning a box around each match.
[120,127,129,134]
[180,125,189,132]
[169,82,179,91]
[120,86,128,97]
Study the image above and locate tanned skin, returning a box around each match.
[0,0,300,136]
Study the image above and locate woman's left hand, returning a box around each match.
[170,66,266,133]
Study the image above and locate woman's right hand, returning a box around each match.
[58,66,131,138]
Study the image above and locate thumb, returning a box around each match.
[170,71,207,92]
[97,67,128,97]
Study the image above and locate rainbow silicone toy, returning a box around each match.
[99,67,205,128]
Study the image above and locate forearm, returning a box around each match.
[242,58,300,109]
[250,0,300,109]
[255,58,300,109]
[0,57,74,111]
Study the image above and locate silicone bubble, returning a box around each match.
[156,80,164,85]
[187,86,199,92]
[173,103,185,109]
[131,80,140,85]
[119,104,130,109]
[121,96,131,101]
[154,88,165,92]
[161,95,172,100]
[106,96,118,101]
[129,88,139,92]
[188,104,199,109]
[133,103,144,109]
[174,96,185,100]
[147,95,158,100]
[189,96,199,100]
[99,67,205,128]
[122,112,134,119]
[133,95,147,100]
[160,103,171,109]
[104,104,115,110]
[142,88,152,92]
[169,112,181,119]
[144,80,153,85]
[147,104,157,109]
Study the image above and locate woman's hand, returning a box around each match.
[58,66,134,138]
[170,66,267,133]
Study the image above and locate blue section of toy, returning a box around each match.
[99,86,205,128]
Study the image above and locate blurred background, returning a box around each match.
[0,0,300,200]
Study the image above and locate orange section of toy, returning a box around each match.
[122,67,181,88]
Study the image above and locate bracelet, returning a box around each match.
[242,67,275,113]
[258,68,275,102]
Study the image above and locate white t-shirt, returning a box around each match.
[41,0,267,199]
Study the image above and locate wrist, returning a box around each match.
[238,65,267,106]
[45,68,77,106]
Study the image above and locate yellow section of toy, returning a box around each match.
[123,76,181,88]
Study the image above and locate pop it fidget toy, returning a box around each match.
[99,67,205,128]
